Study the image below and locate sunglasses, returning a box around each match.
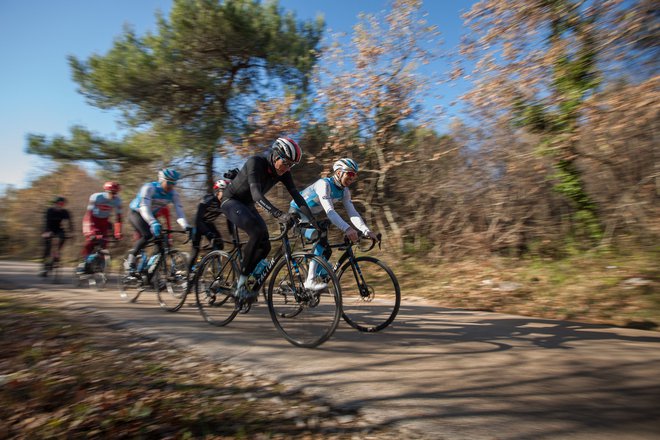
[343,171,357,179]
[278,156,297,168]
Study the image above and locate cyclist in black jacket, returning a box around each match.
[189,178,230,272]
[41,196,73,276]
[221,137,316,300]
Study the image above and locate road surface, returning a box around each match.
[1,260,659,439]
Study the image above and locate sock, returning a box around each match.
[237,274,248,289]
[306,260,318,284]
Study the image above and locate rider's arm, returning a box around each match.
[137,184,159,226]
[314,179,351,232]
[65,210,74,234]
[342,188,371,235]
[83,193,95,236]
[246,157,283,217]
[283,174,316,222]
[115,196,123,224]
[171,191,191,229]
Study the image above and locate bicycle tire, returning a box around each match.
[338,256,400,332]
[155,250,189,312]
[118,254,144,303]
[92,253,109,291]
[195,250,239,326]
[267,253,341,348]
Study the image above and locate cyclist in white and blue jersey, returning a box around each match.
[290,158,378,291]
[125,168,192,272]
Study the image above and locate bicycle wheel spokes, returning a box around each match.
[267,254,341,348]
[156,250,189,312]
[339,256,401,332]
[195,250,239,326]
[119,255,143,303]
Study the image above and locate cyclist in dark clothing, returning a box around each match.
[41,196,73,276]
[221,137,316,300]
[189,178,230,272]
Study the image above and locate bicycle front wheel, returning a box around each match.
[195,250,239,326]
[338,256,401,332]
[118,254,143,303]
[267,253,341,348]
[155,250,190,312]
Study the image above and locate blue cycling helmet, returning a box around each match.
[332,158,359,173]
[158,168,180,184]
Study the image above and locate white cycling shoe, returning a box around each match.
[304,279,328,291]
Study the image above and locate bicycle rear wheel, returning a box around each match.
[155,250,190,312]
[267,253,341,348]
[195,250,239,326]
[338,256,400,332]
[118,254,144,303]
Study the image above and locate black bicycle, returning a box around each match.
[40,233,70,284]
[194,220,342,348]
[301,221,400,332]
[118,229,189,311]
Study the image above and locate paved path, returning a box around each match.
[1,260,659,439]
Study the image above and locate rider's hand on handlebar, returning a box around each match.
[278,212,298,229]
[151,222,162,237]
[114,232,123,241]
[365,230,379,242]
[345,227,359,243]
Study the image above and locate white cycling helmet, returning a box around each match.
[332,158,359,173]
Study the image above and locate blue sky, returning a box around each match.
[0,0,474,191]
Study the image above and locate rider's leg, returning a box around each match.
[127,211,151,269]
[221,200,269,291]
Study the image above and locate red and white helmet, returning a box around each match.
[103,181,120,193]
[213,179,229,194]
[272,137,302,164]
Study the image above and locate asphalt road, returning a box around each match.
[1,260,659,439]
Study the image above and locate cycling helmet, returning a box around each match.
[103,181,120,193]
[272,137,302,164]
[332,158,359,173]
[53,195,67,204]
[158,168,180,184]
[213,179,229,194]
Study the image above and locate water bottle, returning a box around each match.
[147,254,160,274]
[304,228,318,243]
[252,259,269,277]
[137,250,148,273]
[86,253,99,272]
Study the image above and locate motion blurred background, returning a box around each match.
[1,0,657,328]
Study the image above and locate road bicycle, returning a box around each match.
[194,219,342,348]
[163,236,225,313]
[118,229,189,311]
[73,235,117,290]
[301,221,401,333]
[40,233,70,284]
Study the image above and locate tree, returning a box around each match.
[460,0,658,243]
[31,0,324,191]
[314,0,445,250]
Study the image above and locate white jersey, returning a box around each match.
[291,177,370,234]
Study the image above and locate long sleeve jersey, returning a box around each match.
[290,177,370,234]
[129,182,190,229]
[221,154,314,220]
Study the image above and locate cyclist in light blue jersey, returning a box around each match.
[290,158,378,290]
[125,168,192,272]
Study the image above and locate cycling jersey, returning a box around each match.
[221,154,309,218]
[87,192,122,219]
[290,177,370,234]
[196,193,224,224]
[44,207,71,233]
[129,181,190,229]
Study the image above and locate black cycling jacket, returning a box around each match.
[222,154,313,220]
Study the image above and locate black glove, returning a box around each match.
[278,212,298,229]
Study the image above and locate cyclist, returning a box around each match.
[188,178,231,272]
[76,181,123,274]
[221,137,317,301]
[125,168,192,273]
[290,158,378,290]
[40,196,73,276]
